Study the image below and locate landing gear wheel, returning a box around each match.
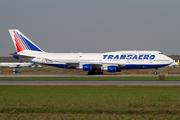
[88,71,103,75]
[154,71,158,75]
[88,71,96,75]
[88,71,92,75]
[100,72,103,74]
[97,72,103,75]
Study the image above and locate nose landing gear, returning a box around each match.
[154,71,158,75]
[154,68,158,75]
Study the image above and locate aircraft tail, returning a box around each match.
[9,29,43,53]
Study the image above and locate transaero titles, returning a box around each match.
[103,55,156,60]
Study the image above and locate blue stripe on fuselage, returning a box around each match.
[43,63,169,70]
[119,64,169,69]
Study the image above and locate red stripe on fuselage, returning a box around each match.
[13,31,25,52]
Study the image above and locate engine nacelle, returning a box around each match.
[13,52,19,59]
[83,64,92,71]
[107,66,116,72]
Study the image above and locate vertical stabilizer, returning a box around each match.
[9,29,43,52]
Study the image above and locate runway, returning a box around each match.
[0,74,180,77]
[0,80,180,85]
[0,74,180,85]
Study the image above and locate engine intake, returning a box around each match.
[107,66,116,72]
[83,64,92,71]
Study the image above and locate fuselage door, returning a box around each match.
[127,57,131,63]
[99,57,102,63]
[149,55,153,63]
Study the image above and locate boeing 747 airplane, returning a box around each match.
[8,29,173,75]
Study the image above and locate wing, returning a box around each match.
[79,61,125,70]
[44,58,80,68]
[39,57,126,68]
[81,61,125,67]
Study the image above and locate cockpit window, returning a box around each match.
[159,53,163,54]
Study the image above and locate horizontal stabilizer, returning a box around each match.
[8,53,35,58]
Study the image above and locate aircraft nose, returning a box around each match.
[169,57,174,64]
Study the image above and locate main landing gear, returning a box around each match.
[87,67,103,75]
[88,70,103,75]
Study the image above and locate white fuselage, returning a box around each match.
[17,50,173,70]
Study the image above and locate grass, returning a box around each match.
[0,114,179,120]
[0,85,180,115]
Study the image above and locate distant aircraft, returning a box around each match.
[8,29,173,75]
[0,60,40,68]
[0,62,34,68]
[168,60,180,67]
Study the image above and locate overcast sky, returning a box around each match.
[0,0,180,56]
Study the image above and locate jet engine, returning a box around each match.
[83,64,92,71]
[107,66,116,72]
